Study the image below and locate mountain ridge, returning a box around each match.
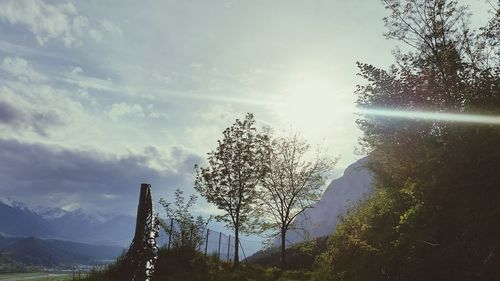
[0,201,135,246]
[0,235,123,267]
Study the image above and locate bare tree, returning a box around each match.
[258,133,337,270]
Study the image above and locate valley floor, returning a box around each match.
[0,272,70,281]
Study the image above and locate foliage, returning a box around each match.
[83,247,310,281]
[195,113,269,265]
[314,0,500,280]
[249,237,329,271]
[80,252,128,281]
[159,189,210,251]
[257,132,336,270]
[312,189,402,281]
[154,248,280,281]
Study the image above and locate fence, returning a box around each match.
[158,218,262,262]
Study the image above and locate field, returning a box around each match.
[0,272,71,281]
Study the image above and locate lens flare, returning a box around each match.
[360,108,500,125]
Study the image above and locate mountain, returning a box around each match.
[0,201,55,238]
[0,235,123,266]
[34,206,70,220]
[0,201,135,246]
[48,209,135,246]
[85,215,137,246]
[284,156,374,245]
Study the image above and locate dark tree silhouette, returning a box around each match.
[315,1,500,280]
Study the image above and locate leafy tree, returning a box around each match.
[315,0,500,280]
[159,189,210,252]
[194,113,268,266]
[258,132,336,270]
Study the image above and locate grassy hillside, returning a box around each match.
[83,247,315,281]
[248,237,328,270]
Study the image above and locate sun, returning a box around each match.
[273,73,350,135]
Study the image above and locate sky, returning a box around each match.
[0,0,493,219]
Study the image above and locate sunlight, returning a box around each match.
[273,73,350,135]
[360,108,500,125]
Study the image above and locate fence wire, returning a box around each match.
[158,218,263,262]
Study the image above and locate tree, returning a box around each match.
[258,133,336,270]
[314,1,500,280]
[159,189,210,252]
[194,113,268,266]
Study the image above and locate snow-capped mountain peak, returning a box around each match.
[34,206,69,220]
[0,197,32,211]
[59,208,109,224]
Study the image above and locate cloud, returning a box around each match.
[1,56,46,81]
[0,70,102,152]
[106,102,170,121]
[0,56,86,137]
[0,57,98,138]
[99,20,123,37]
[0,40,48,57]
[0,139,202,215]
[175,104,246,155]
[0,100,21,124]
[107,102,144,120]
[0,0,82,46]
[0,86,64,136]
[198,104,237,124]
[60,66,117,91]
[88,20,123,42]
[0,0,122,47]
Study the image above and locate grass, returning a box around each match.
[0,272,71,281]
[82,248,313,281]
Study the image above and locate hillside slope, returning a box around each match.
[284,156,374,244]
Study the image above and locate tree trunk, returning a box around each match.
[280,229,286,271]
[234,225,240,267]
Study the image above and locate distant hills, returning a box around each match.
[0,200,135,246]
[0,235,123,267]
[0,201,129,269]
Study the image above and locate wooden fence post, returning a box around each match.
[167,218,174,250]
[227,235,231,262]
[217,232,222,260]
[204,229,210,257]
